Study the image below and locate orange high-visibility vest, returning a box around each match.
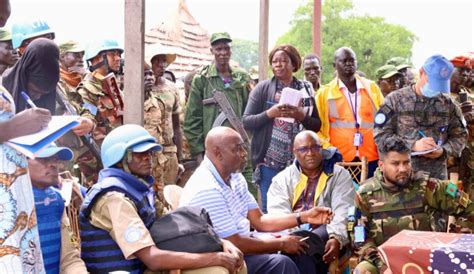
[328,88,379,162]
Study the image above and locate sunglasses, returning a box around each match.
[294,144,321,154]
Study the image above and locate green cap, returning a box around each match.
[210,32,232,45]
[375,65,401,80]
[0,28,12,42]
[386,57,411,71]
[58,40,85,55]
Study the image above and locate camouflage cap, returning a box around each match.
[0,28,12,42]
[210,32,232,46]
[375,65,401,80]
[58,40,85,55]
[386,57,411,71]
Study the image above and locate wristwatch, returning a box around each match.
[295,212,303,227]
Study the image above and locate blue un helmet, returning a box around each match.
[101,124,162,168]
[11,19,55,49]
[85,39,123,72]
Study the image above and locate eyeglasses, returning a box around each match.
[294,144,321,154]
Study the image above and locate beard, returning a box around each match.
[384,171,411,188]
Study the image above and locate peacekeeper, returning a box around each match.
[76,39,124,147]
[145,44,182,186]
[183,32,253,184]
[353,136,473,274]
[79,124,245,274]
[55,40,100,187]
[374,54,467,181]
[11,19,55,56]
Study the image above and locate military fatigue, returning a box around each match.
[144,79,181,186]
[184,64,254,186]
[76,71,123,147]
[56,78,101,187]
[374,86,468,180]
[354,168,473,273]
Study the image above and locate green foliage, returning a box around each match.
[276,0,417,84]
[231,38,259,71]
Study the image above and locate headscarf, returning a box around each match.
[2,38,59,113]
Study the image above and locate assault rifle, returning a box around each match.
[56,89,103,169]
[202,90,250,146]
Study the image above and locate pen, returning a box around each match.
[1,93,10,103]
[21,91,37,108]
[299,236,310,242]
[418,130,427,138]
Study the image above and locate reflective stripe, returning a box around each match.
[330,121,373,129]
[328,100,339,119]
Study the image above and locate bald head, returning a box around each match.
[293,130,323,173]
[334,47,357,79]
[205,126,248,177]
[334,47,356,61]
[294,130,321,149]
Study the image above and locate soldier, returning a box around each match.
[184,32,250,164]
[386,56,412,87]
[11,19,55,56]
[145,45,182,186]
[354,136,473,274]
[77,39,124,147]
[0,28,18,78]
[303,53,322,93]
[374,54,467,181]
[248,65,259,91]
[374,64,401,97]
[56,41,99,187]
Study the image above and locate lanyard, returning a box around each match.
[348,91,360,130]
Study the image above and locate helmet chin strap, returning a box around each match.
[122,149,133,174]
[88,53,114,73]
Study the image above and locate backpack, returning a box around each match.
[150,206,223,253]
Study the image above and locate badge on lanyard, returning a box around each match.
[354,132,363,146]
[354,225,365,244]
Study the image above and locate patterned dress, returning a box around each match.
[0,87,45,273]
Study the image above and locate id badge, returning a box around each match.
[353,132,363,146]
[354,225,365,243]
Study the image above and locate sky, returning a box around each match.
[6,0,473,69]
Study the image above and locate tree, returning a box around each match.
[276,0,417,84]
[231,38,259,71]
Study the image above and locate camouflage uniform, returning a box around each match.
[144,79,181,186]
[56,78,100,187]
[76,71,123,147]
[354,168,473,273]
[374,85,468,180]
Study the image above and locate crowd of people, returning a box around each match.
[0,0,472,273]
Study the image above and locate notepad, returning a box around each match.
[6,115,80,159]
[278,87,306,123]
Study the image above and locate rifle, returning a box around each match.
[202,90,250,146]
[56,88,103,169]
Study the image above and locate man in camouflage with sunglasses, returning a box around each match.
[374,55,467,181]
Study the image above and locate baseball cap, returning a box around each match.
[58,40,84,55]
[36,143,74,161]
[210,32,232,46]
[131,141,162,153]
[375,65,401,80]
[450,55,472,69]
[422,54,454,93]
[0,28,11,42]
[387,57,411,71]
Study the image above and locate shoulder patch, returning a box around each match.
[124,225,142,243]
[374,112,386,126]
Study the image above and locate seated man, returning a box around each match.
[267,130,355,273]
[79,124,244,274]
[28,144,88,273]
[354,136,473,273]
[179,127,333,274]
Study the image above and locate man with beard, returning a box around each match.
[77,39,124,147]
[316,47,384,178]
[267,131,354,273]
[353,136,473,274]
[303,54,322,93]
[0,28,18,79]
[180,127,334,274]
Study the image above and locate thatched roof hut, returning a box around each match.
[145,0,213,79]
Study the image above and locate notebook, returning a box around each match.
[6,115,80,159]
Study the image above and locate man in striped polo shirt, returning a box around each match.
[180,127,334,274]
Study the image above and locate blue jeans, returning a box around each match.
[258,165,279,213]
[244,254,299,274]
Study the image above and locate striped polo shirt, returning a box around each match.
[179,157,259,238]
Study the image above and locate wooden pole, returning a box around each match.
[312,0,322,57]
[124,0,145,125]
[258,0,269,81]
